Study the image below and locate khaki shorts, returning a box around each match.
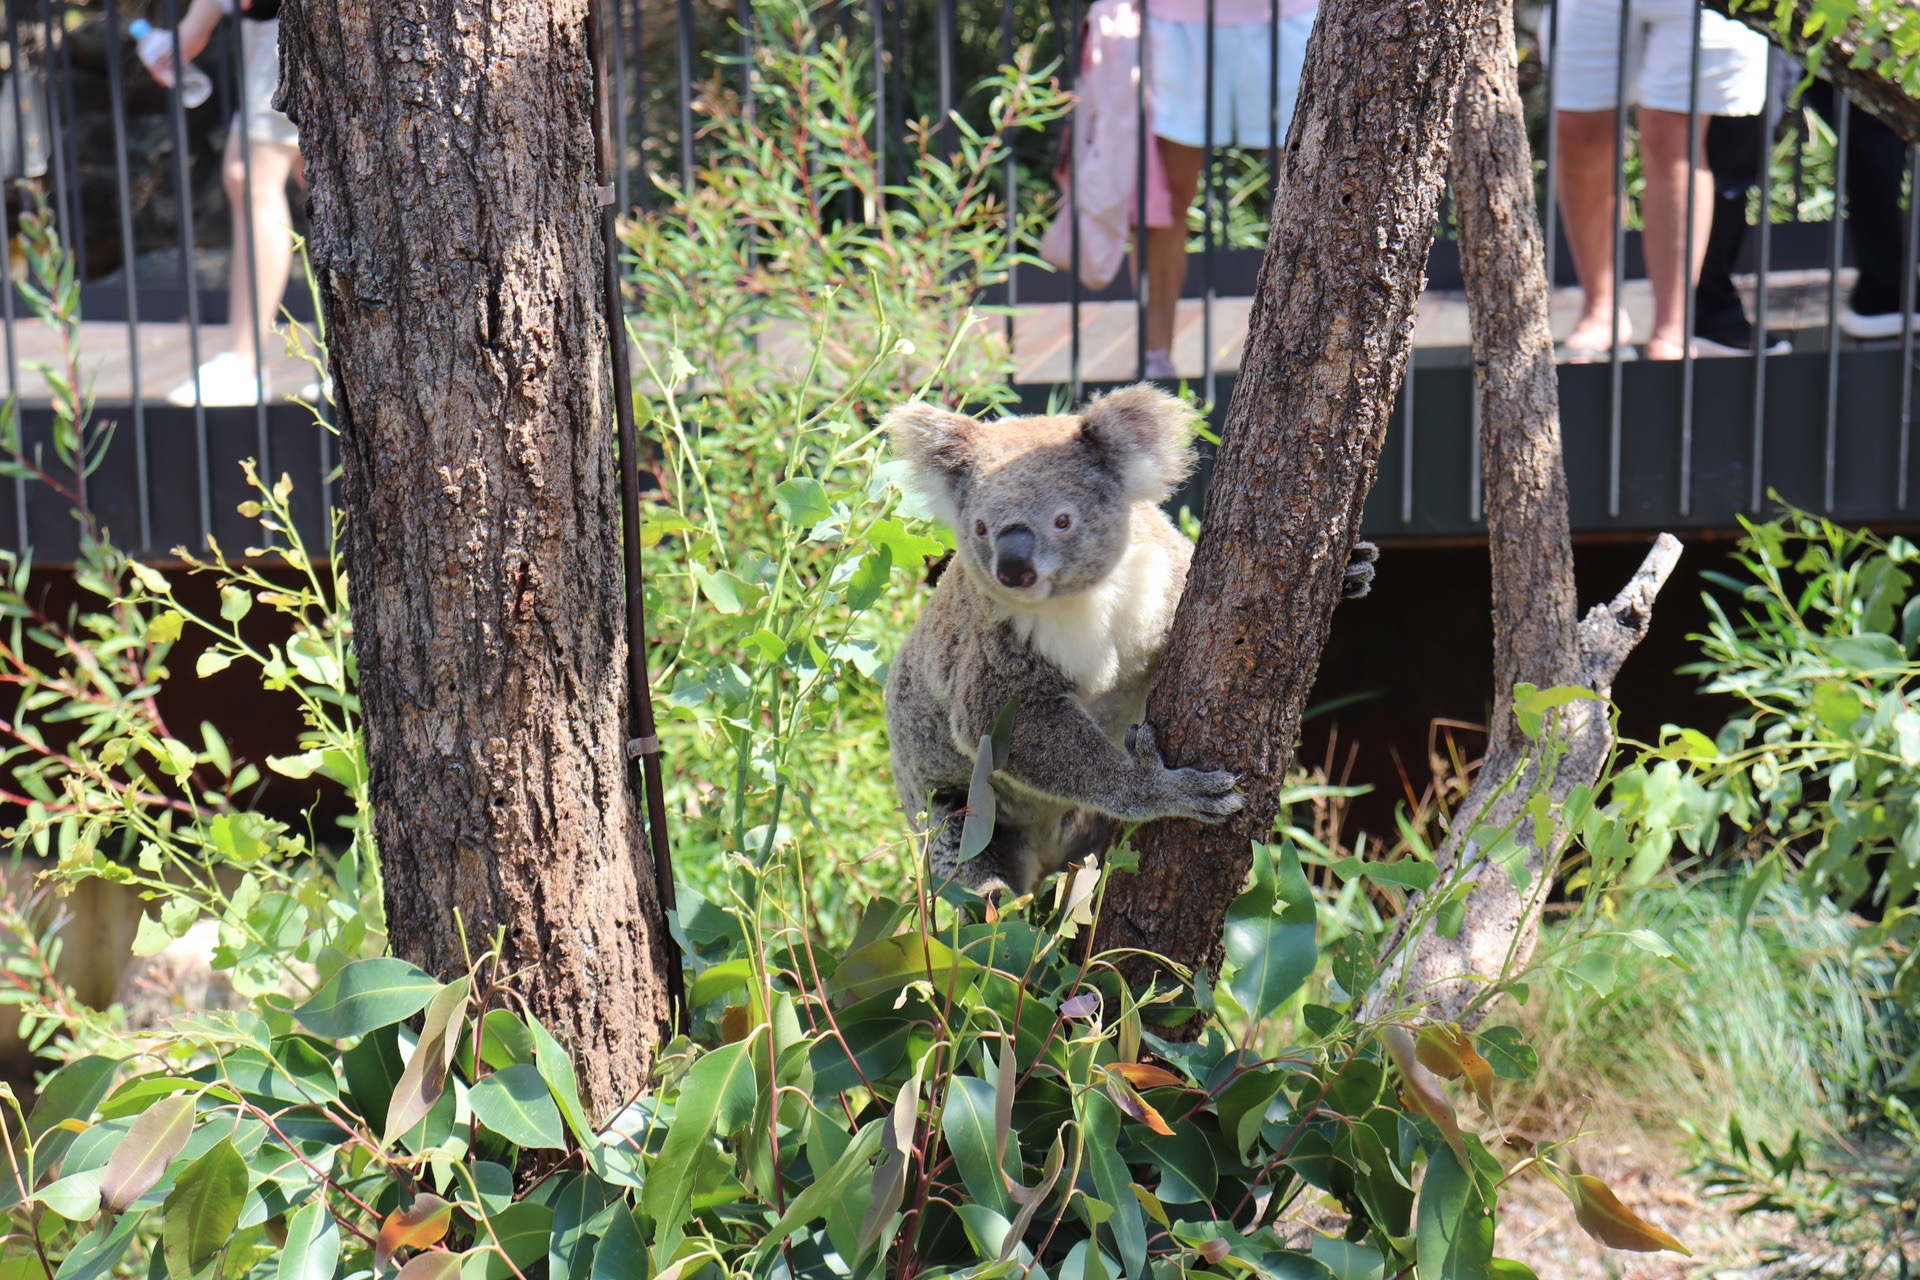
[238,18,298,148]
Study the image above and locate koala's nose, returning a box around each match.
[995,526,1037,589]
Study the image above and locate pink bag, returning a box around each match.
[1038,0,1173,292]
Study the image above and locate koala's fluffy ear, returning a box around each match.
[1077,384,1198,505]
[884,401,977,527]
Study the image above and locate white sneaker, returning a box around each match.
[1839,309,1920,341]
[165,352,264,408]
[293,375,332,405]
[1694,334,1793,358]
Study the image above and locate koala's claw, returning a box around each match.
[1342,540,1379,601]
[1129,722,1247,822]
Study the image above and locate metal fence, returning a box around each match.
[0,0,1916,554]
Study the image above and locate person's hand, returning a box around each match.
[146,44,176,82]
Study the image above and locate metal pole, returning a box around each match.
[1678,0,1700,516]
[1750,43,1776,513]
[230,12,270,485]
[101,0,151,550]
[1901,146,1918,509]
[1606,0,1629,518]
[1824,95,1848,514]
[161,0,211,548]
[588,0,684,1023]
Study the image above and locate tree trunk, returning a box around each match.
[278,0,673,1115]
[1704,0,1920,148]
[1091,0,1483,982]
[1364,0,1683,1027]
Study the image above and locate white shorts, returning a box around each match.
[237,18,298,148]
[1554,0,1769,116]
[1147,11,1314,151]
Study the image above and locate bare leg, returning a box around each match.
[221,129,299,368]
[1637,107,1713,359]
[1145,139,1204,356]
[1555,108,1632,351]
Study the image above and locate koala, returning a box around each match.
[883,383,1377,896]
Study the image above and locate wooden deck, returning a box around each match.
[1006,268,1859,384]
[0,268,1866,405]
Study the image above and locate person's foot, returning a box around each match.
[294,375,332,405]
[1142,349,1177,381]
[1695,333,1793,358]
[165,352,264,408]
[1558,308,1633,362]
[1643,336,1694,361]
[1839,308,1920,341]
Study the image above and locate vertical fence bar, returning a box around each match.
[1824,94,1847,514]
[610,0,631,212]
[1131,1,1145,378]
[1543,0,1561,288]
[1469,378,1482,523]
[1398,355,1414,524]
[1266,0,1277,211]
[1678,0,1700,516]
[1750,43,1775,512]
[1606,0,1628,518]
[937,0,955,156]
[157,0,211,548]
[101,0,151,550]
[1901,147,1918,509]
[33,0,68,269]
[870,0,886,196]
[641,0,656,209]
[230,14,271,482]
[1201,0,1215,406]
[1006,0,1019,357]
[676,0,695,194]
[1068,0,1082,399]
[5,4,27,551]
[42,0,80,279]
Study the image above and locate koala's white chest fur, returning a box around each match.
[1007,526,1179,707]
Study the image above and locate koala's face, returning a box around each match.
[884,385,1197,605]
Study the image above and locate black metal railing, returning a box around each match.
[0,0,1915,553]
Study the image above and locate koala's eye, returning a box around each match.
[1054,512,1072,531]
[974,520,988,537]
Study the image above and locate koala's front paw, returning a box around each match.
[1129,722,1246,823]
[1342,540,1379,600]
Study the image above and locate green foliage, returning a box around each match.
[1735,0,1920,103]
[620,0,1069,932]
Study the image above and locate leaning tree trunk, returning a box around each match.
[1366,0,1683,1027]
[1091,0,1484,980]
[278,0,673,1114]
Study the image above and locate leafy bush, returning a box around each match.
[620,0,1066,931]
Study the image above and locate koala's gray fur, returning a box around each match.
[881,385,1230,897]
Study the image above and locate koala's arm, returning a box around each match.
[951,678,1241,825]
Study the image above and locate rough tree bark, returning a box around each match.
[1365,0,1683,1026]
[1704,0,1920,148]
[1091,0,1483,980]
[277,1,673,1114]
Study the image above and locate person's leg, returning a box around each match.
[1694,112,1762,349]
[1831,85,1910,320]
[222,129,298,366]
[1556,109,1629,350]
[1146,138,1203,359]
[1637,106,1714,358]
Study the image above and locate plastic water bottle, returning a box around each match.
[126,18,212,109]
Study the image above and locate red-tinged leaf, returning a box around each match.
[375,1194,453,1272]
[1111,1063,1186,1091]
[1196,1237,1230,1265]
[394,1253,463,1280]
[1382,1025,1467,1165]
[720,1004,753,1043]
[1103,1076,1174,1137]
[1567,1175,1692,1256]
[99,1095,195,1213]
[1416,1023,1495,1111]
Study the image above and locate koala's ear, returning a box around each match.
[1077,383,1198,504]
[883,401,977,525]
